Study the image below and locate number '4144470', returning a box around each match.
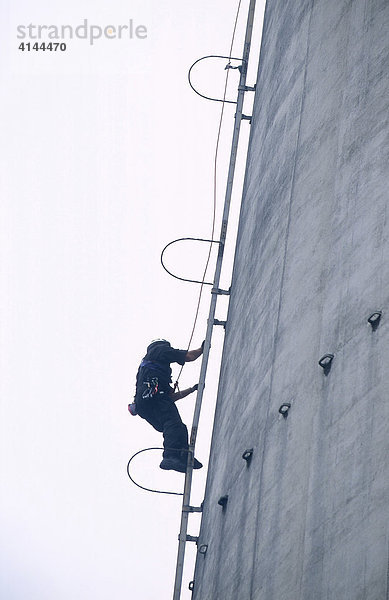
[19,42,67,51]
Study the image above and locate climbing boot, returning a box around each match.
[159,458,187,473]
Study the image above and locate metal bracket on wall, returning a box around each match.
[279,403,291,418]
[239,84,256,92]
[242,448,254,464]
[179,534,198,544]
[213,319,227,328]
[211,287,230,296]
[368,311,382,331]
[217,495,229,508]
[182,505,203,513]
[318,353,334,374]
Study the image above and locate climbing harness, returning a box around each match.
[141,377,159,399]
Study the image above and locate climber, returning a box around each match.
[129,339,204,473]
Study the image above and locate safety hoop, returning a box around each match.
[160,237,222,285]
[188,55,244,104]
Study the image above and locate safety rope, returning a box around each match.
[128,0,245,502]
[173,0,243,390]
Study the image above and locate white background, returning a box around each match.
[0,1,265,598]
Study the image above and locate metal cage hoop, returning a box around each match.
[160,237,221,285]
[188,55,244,104]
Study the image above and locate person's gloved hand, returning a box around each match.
[201,340,205,352]
[192,383,199,392]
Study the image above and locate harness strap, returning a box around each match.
[140,360,166,375]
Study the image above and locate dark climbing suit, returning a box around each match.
[134,342,188,459]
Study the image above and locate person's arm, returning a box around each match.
[169,384,198,402]
[185,341,205,362]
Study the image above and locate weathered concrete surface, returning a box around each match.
[193,0,389,598]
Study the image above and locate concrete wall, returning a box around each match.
[192,0,389,598]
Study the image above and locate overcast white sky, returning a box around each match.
[0,1,265,598]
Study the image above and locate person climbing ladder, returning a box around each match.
[129,339,204,473]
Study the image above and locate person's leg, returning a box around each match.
[136,397,163,432]
[158,396,188,459]
[137,393,202,471]
[136,394,187,456]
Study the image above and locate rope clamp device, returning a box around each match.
[189,581,195,592]
[240,114,252,123]
[198,544,208,555]
[225,62,242,72]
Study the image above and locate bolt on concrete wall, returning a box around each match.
[192,0,389,598]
